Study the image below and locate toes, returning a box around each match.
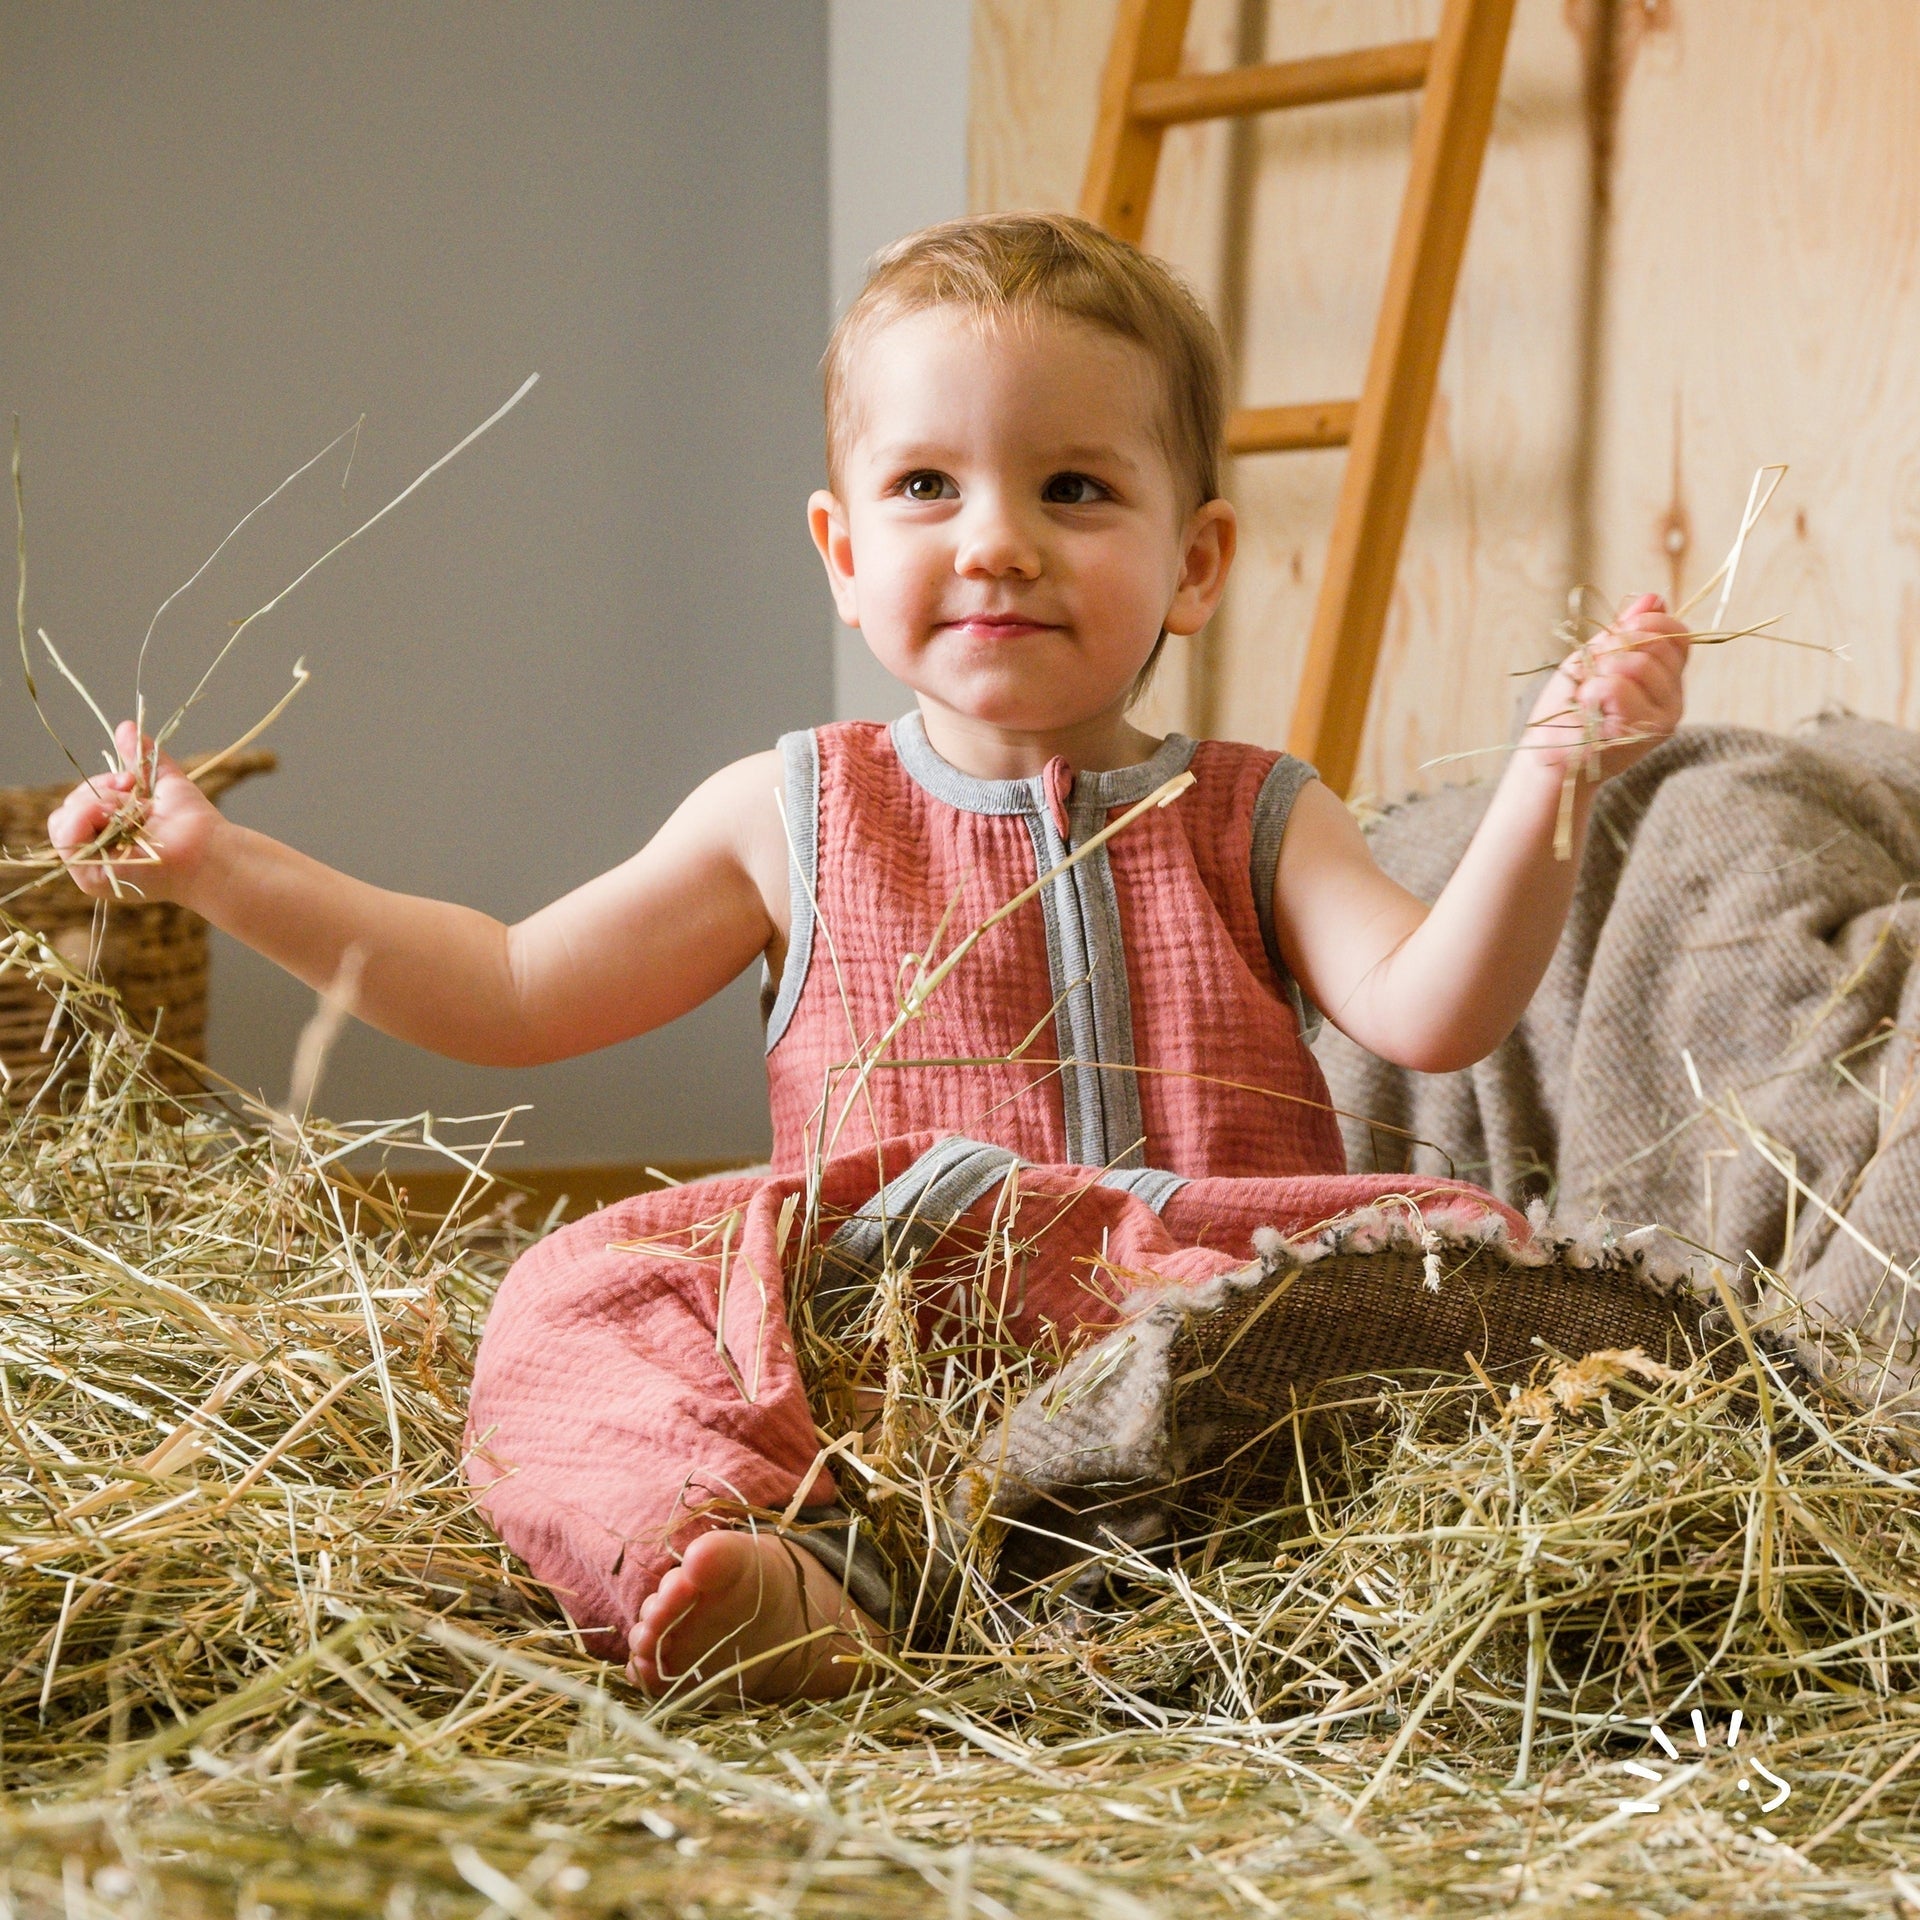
[627,1533,805,1698]
[635,1571,692,1639]
[678,1528,750,1593]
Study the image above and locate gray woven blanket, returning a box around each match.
[1312,713,1920,1357]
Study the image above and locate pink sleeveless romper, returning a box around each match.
[467,718,1512,1654]
[763,715,1343,1177]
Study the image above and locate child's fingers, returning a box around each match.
[1587,614,1689,694]
[1580,638,1680,701]
[111,718,189,786]
[1586,659,1679,715]
[1594,642,1683,698]
[73,766,138,797]
[1577,647,1661,704]
[1577,669,1681,748]
[49,808,119,858]
[47,797,90,844]
[48,772,135,850]
[1596,597,1686,650]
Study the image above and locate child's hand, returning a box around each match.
[47,721,223,904]
[1521,592,1690,781]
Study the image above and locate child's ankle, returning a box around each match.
[627,1526,887,1702]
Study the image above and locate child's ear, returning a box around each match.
[809,489,861,628]
[1163,498,1237,638]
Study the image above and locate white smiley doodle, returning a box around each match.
[1616,1707,1791,1833]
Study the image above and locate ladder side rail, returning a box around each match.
[1284,0,1518,794]
[1079,0,1197,244]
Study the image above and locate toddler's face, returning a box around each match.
[811,307,1232,744]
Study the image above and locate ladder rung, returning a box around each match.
[1227,401,1357,454]
[1128,39,1432,128]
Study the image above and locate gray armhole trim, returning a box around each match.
[1250,755,1323,1042]
[763,729,820,1054]
[1098,1165,1189,1214]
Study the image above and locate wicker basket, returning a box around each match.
[0,750,275,1097]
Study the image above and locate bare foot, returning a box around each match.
[627,1528,886,1701]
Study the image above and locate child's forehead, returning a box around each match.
[842,304,1168,448]
[856,302,1155,381]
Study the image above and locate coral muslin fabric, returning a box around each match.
[467,723,1514,1654]
[765,724,1345,1175]
[468,1141,1513,1656]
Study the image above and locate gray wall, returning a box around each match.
[0,3,830,1164]
[828,0,970,724]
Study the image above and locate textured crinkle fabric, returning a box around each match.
[1314,714,1920,1358]
[466,1140,1515,1654]
[470,717,1518,1651]
[766,721,1346,1178]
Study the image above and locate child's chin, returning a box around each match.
[932,674,1106,734]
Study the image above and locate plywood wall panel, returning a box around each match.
[1209,0,1591,799]
[969,0,1111,215]
[972,0,1920,795]
[1588,1,1920,740]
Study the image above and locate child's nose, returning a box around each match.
[953,498,1041,580]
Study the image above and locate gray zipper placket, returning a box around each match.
[1024,799,1145,1171]
[889,713,1197,1173]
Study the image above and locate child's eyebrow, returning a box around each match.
[1039,442,1143,473]
[865,439,1144,474]
[866,439,963,468]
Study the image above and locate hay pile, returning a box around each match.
[6,935,1920,1917]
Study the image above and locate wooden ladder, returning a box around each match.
[1082,0,1518,794]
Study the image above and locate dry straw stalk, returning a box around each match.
[1,939,1919,1915]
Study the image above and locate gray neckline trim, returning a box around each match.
[889,709,1197,816]
[887,710,1185,1172]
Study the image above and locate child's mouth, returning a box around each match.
[943,615,1057,642]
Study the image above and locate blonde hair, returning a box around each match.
[823,212,1228,512]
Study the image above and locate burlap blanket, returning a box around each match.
[1313,713,1920,1362]
[937,1208,1713,1620]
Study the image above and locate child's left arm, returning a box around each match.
[1272,594,1689,1072]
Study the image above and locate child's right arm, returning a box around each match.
[47,721,792,1067]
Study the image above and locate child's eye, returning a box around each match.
[1041,472,1109,506]
[898,471,957,502]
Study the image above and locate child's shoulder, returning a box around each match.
[1186,733,1317,796]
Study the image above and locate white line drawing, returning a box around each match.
[1741,1760,1792,1815]
[1617,1710,1790,1819]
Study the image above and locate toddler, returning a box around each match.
[52,214,1688,1702]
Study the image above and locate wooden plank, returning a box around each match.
[1078,0,1196,243]
[1587,0,1920,750]
[1285,0,1519,794]
[1130,39,1430,126]
[1228,399,1356,454]
[970,0,1119,217]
